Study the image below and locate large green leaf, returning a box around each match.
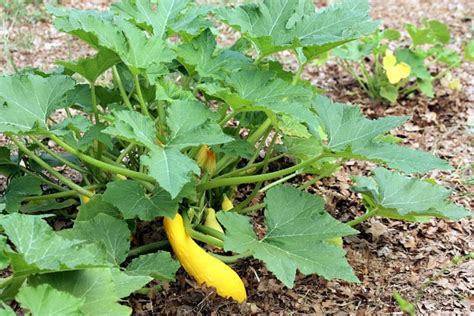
[103,180,178,219]
[314,96,452,173]
[0,213,109,276]
[352,168,471,221]
[127,252,180,281]
[103,110,157,149]
[30,268,148,316]
[50,7,175,74]
[4,176,42,213]
[141,147,200,198]
[176,29,253,79]
[112,0,211,38]
[218,185,358,287]
[0,74,75,133]
[61,214,131,265]
[166,100,233,149]
[16,284,84,316]
[216,0,378,58]
[57,48,120,83]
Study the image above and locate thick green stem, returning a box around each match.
[182,212,224,248]
[11,137,94,198]
[23,185,103,202]
[260,171,300,193]
[128,240,170,257]
[30,136,88,174]
[196,224,225,241]
[9,162,65,192]
[298,162,343,190]
[247,118,272,144]
[236,202,265,214]
[48,134,155,184]
[210,250,254,264]
[215,154,284,179]
[347,207,379,227]
[116,143,135,163]
[112,66,133,110]
[133,74,150,117]
[198,154,323,191]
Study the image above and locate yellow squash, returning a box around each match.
[204,208,224,233]
[80,189,95,204]
[221,194,234,211]
[164,214,247,303]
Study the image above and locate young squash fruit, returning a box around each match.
[164,213,247,303]
[204,208,224,233]
[221,194,234,211]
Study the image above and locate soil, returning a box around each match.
[0,0,473,314]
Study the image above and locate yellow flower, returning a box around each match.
[383,50,411,84]
[196,145,217,174]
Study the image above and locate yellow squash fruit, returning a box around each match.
[204,208,224,233]
[80,189,95,204]
[326,237,343,248]
[221,194,234,211]
[164,214,247,303]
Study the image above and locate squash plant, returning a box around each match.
[0,0,470,313]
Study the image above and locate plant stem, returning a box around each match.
[247,118,272,144]
[112,66,133,110]
[198,154,323,191]
[195,224,225,241]
[236,202,265,214]
[116,143,135,163]
[128,240,170,257]
[90,83,99,123]
[48,134,155,184]
[215,154,284,179]
[182,212,224,248]
[23,184,103,202]
[133,74,150,117]
[7,162,65,192]
[30,136,88,174]
[347,207,379,226]
[260,171,300,193]
[298,162,343,190]
[210,250,254,264]
[10,137,94,198]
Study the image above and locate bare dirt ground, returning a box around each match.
[1,0,473,314]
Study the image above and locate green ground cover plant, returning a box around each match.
[0,0,470,314]
[333,19,467,103]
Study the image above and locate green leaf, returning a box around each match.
[29,268,140,316]
[166,100,233,149]
[0,304,15,316]
[61,214,130,265]
[379,84,399,103]
[406,19,450,46]
[155,78,195,102]
[0,213,109,276]
[218,185,358,287]
[20,199,77,214]
[76,195,121,221]
[112,0,211,38]
[0,74,75,133]
[283,136,323,161]
[332,39,377,61]
[16,284,84,316]
[109,269,151,298]
[212,140,255,160]
[417,78,434,98]
[176,29,253,79]
[57,48,120,83]
[216,0,378,58]
[4,176,42,213]
[464,40,474,61]
[314,96,451,173]
[103,110,157,149]
[103,180,178,220]
[50,7,175,74]
[127,252,180,281]
[352,168,471,221]
[141,147,200,198]
[395,49,431,80]
[0,236,10,269]
[383,29,401,40]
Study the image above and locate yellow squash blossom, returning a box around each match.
[383,50,411,84]
[196,145,217,174]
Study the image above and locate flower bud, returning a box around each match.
[196,145,217,174]
[221,194,234,211]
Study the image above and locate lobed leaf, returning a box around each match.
[218,185,358,287]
